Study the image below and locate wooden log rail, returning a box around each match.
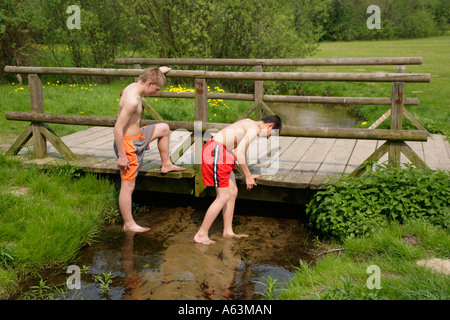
[4,65,430,82]
[5,111,428,142]
[114,57,424,66]
[4,59,430,190]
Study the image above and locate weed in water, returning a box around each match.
[93,272,115,296]
[255,276,280,300]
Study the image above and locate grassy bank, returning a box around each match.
[275,220,449,300]
[264,164,450,300]
[302,36,450,136]
[0,152,117,299]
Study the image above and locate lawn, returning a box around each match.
[302,36,450,136]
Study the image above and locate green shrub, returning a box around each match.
[306,164,450,241]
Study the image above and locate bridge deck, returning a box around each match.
[19,127,450,201]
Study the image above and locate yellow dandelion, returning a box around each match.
[361,121,367,125]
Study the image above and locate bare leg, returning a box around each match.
[194,187,230,245]
[222,172,248,239]
[119,179,150,233]
[151,123,185,173]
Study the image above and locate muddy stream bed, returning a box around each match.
[15,194,328,300]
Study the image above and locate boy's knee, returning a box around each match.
[217,190,230,203]
[121,180,135,193]
[229,184,238,199]
[157,123,170,135]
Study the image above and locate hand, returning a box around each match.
[245,174,260,190]
[117,156,130,171]
[159,66,171,74]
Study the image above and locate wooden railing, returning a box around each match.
[4,58,430,182]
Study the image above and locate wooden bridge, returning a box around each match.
[4,58,449,204]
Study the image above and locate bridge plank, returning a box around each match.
[422,134,450,170]
[310,139,357,188]
[282,138,336,188]
[344,139,378,175]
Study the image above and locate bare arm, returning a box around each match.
[235,130,260,190]
[114,102,136,170]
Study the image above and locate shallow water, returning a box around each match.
[16,196,321,300]
[269,103,357,128]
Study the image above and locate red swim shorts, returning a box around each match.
[202,139,236,188]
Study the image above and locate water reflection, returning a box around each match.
[18,202,320,300]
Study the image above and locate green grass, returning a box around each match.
[272,220,449,300]
[0,153,117,299]
[301,36,450,136]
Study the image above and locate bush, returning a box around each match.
[306,164,450,241]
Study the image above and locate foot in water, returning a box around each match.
[123,223,151,233]
[223,232,249,239]
[193,233,216,245]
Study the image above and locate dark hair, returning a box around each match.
[260,115,282,132]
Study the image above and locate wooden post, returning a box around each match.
[29,74,47,159]
[389,65,405,167]
[254,64,263,119]
[194,78,208,197]
[195,78,208,125]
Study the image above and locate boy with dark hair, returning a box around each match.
[194,115,282,245]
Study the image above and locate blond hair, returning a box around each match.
[139,67,166,87]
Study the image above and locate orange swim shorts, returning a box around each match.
[113,125,155,181]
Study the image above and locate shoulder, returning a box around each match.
[121,87,140,108]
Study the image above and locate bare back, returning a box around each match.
[117,83,143,137]
[213,119,260,152]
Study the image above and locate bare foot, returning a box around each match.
[223,232,249,239]
[161,163,186,174]
[193,233,216,245]
[123,224,151,233]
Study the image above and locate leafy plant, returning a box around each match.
[0,244,16,268]
[306,164,450,241]
[255,276,280,300]
[93,272,115,296]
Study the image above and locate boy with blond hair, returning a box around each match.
[114,67,185,232]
